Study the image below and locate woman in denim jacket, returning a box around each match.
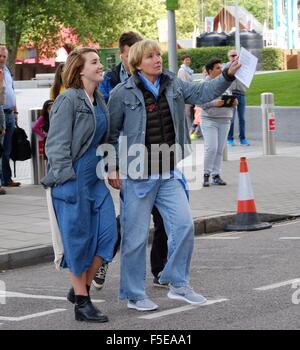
[41,48,117,323]
[106,39,241,311]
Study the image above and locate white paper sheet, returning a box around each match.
[235,47,258,88]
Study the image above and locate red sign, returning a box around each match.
[38,140,45,155]
[269,118,276,132]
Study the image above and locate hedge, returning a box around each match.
[162,47,285,72]
[261,48,284,70]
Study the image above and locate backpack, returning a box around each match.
[10,125,32,177]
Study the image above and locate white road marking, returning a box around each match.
[196,236,240,240]
[254,278,300,291]
[274,220,300,228]
[138,298,228,319]
[4,291,104,303]
[0,308,66,322]
[279,237,300,240]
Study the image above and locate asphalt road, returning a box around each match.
[1,219,300,333]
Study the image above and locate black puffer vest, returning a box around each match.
[134,73,176,175]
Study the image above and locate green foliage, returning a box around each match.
[262,48,285,71]
[0,0,274,74]
[200,0,273,30]
[175,0,199,38]
[162,46,233,72]
[247,70,300,106]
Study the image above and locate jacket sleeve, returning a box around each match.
[99,73,112,104]
[178,72,234,106]
[32,116,46,138]
[107,87,125,171]
[44,94,76,184]
[177,68,189,81]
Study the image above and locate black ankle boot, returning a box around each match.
[203,174,210,187]
[74,295,108,323]
[67,285,91,304]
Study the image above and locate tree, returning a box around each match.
[198,0,273,31]
[0,0,138,73]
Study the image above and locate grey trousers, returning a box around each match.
[200,118,230,176]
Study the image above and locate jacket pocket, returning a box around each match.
[51,179,78,204]
[124,100,141,110]
[173,88,183,100]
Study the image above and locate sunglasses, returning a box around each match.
[230,54,237,57]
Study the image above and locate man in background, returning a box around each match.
[100,31,142,103]
[226,49,250,146]
[0,46,20,187]
[177,54,194,129]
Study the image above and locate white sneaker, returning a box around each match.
[168,285,207,305]
[127,298,158,311]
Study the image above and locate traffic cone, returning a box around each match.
[225,157,272,231]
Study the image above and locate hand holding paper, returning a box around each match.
[234,47,258,88]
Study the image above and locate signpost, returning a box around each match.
[166,0,180,73]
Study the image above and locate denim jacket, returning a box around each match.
[41,88,109,187]
[107,69,234,175]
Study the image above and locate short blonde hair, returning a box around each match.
[128,39,161,74]
[62,47,99,89]
[0,46,8,56]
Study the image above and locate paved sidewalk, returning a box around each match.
[0,139,300,270]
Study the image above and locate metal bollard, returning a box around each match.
[261,93,276,155]
[29,108,46,184]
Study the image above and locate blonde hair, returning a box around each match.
[128,39,161,74]
[0,46,8,56]
[62,47,99,89]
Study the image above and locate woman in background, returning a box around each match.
[200,58,238,187]
[50,62,65,100]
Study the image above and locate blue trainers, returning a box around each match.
[240,139,250,146]
[168,285,207,305]
[127,298,158,311]
[227,139,235,146]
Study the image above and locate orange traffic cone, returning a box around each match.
[225,157,272,231]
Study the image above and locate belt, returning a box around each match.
[3,109,14,113]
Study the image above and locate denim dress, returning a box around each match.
[52,103,117,276]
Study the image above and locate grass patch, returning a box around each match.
[246,70,300,106]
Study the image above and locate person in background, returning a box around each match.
[32,99,53,139]
[189,66,207,141]
[50,63,65,100]
[41,47,117,323]
[99,31,142,103]
[0,67,5,194]
[95,31,169,291]
[32,99,53,160]
[107,39,240,311]
[0,46,20,187]
[200,58,238,187]
[226,49,250,146]
[177,54,194,129]
[190,105,202,140]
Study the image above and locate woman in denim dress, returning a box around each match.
[42,48,117,323]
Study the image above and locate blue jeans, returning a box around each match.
[1,111,16,184]
[119,177,194,301]
[228,94,246,142]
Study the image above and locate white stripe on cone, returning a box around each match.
[237,173,254,200]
